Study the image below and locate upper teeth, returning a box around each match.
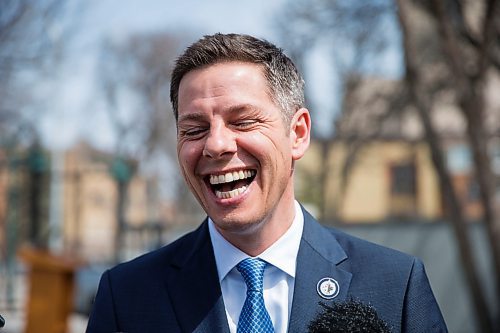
[209,170,255,185]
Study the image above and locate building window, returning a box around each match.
[390,163,416,195]
[389,162,416,218]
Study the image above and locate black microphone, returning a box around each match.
[0,314,5,328]
[308,299,391,333]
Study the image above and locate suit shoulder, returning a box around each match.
[328,227,417,269]
[109,224,205,277]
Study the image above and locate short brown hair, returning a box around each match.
[170,33,305,125]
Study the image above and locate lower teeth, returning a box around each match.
[216,186,247,199]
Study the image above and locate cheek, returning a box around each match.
[177,146,204,195]
[240,131,282,151]
[177,143,201,173]
[239,133,292,169]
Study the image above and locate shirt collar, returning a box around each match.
[209,200,304,282]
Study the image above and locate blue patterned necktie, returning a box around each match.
[236,258,275,333]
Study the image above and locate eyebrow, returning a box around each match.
[178,112,207,123]
[225,104,258,115]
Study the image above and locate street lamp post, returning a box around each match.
[110,157,134,263]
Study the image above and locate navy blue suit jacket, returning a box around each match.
[86,208,447,332]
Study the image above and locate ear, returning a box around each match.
[290,108,311,161]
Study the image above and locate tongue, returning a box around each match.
[221,183,233,192]
[220,179,250,192]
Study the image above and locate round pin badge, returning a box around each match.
[316,277,340,299]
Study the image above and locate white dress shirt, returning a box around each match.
[208,201,304,333]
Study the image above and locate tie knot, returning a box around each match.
[236,258,267,292]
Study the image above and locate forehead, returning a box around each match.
[177,62,272,115]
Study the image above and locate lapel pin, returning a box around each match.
[317,277,340,300]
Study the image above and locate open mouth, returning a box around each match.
[206,169,256,199]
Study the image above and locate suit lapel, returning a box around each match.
[167,221,230,333]
[288,208,353,333]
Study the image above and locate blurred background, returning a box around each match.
[0,0,499,332]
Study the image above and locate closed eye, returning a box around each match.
[180,127,208,138]
[233,120,258,129]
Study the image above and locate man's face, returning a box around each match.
[177,62,307,237]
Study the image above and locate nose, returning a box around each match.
[203,122,237,159]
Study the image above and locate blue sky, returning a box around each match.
[87,0,286,41]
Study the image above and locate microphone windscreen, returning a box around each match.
[308,299,391,333]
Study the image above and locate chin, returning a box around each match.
[211,213,264,234]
